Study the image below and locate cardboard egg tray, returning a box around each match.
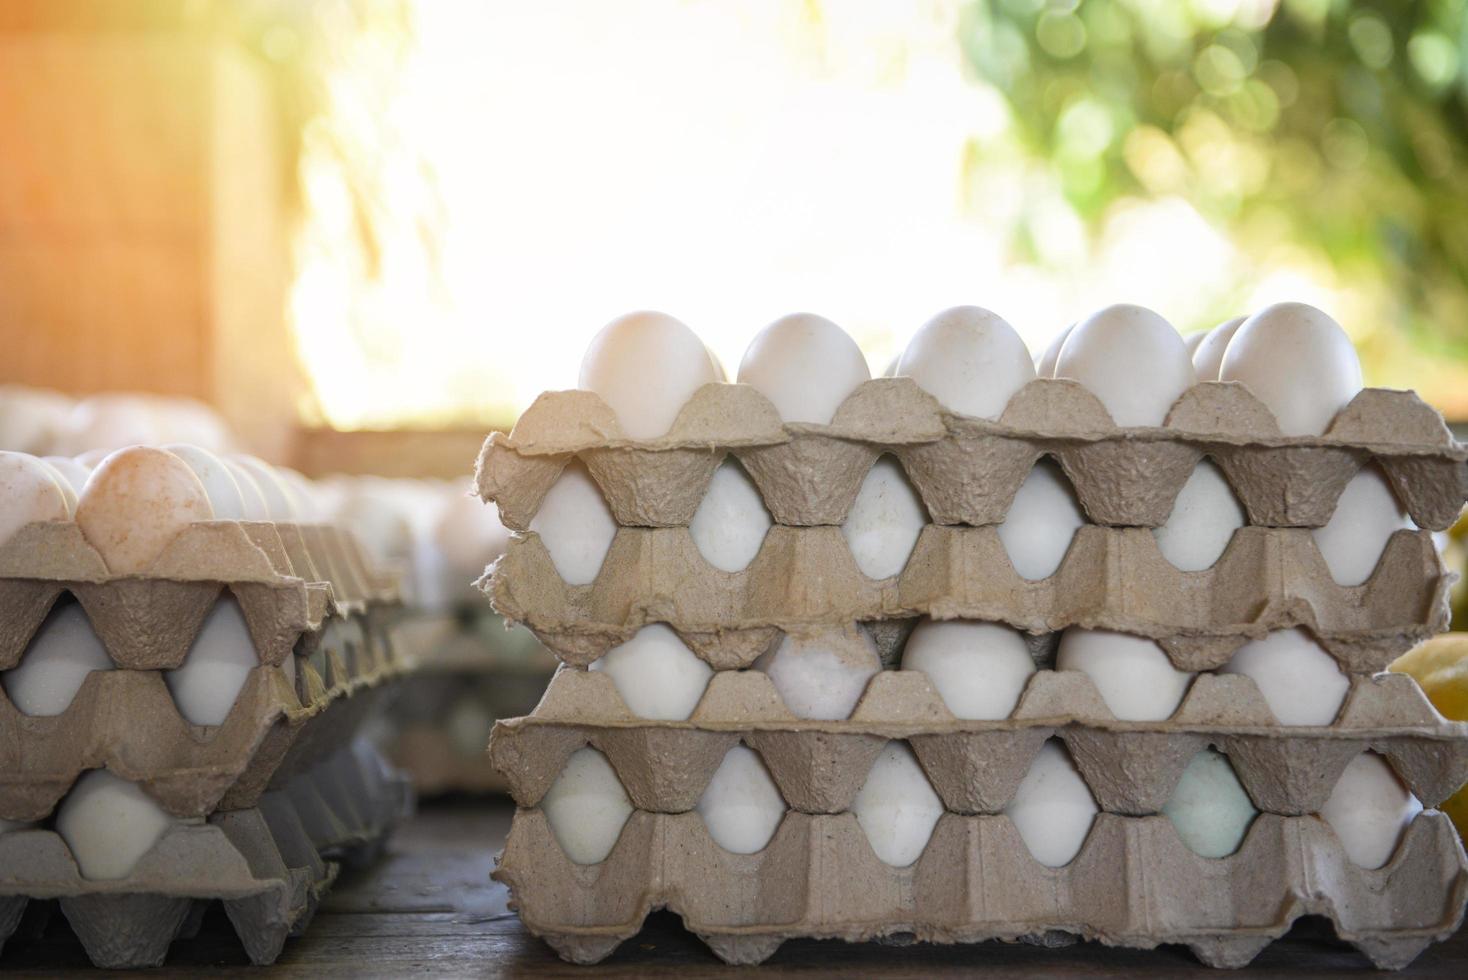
[0,519,410,822]
[488,525,1450,670]
[0,739,411,969]
[477,379,1468,531]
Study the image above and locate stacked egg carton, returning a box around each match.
[480,363,1468,968]
[0,449,412,968]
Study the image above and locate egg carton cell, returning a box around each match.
[486,523,1449,673]
[477,378,1467,531]
[0,613,407,823]
[488,668,1468,819]
[0,740,410,969]
[493,806,1466,970]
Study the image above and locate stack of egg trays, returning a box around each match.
[478,376,1468,969]
[0,516,413,967]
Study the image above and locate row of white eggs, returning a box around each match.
[0,387,233,458]
[589,622,1351,727]
[538,741,1419,874]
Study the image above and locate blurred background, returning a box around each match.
[3,0,1468,475]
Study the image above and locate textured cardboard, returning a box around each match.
[0,740,410,968]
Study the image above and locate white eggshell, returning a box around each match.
[590,623,713,720]
[696,745,786,854]
[165,598,259,726]
[1190,315,1246,381]
[1184,332,1207,359]
[224,460,272,521]
[997,458,1087,581]
[737,313,870,424]
[276,468,324,523]
[1320,752,1421,869]
[578,311,721,439]
[230,456,297,521]
[1163,748,1258,858]
[852,742,945,866]
[1153,460,1246,571]
[842,457,928,580]
[900,619,1035,719]
[528,460,618,586]
[1054,304,1195,426]
[540,747,634,865]
[1313,466,1413,586]
[446,696,494,757]
[755,631,880,720]
[2,602,112,716]
[433,489,512,577]
[163,444,246,521]
[689,461,772,572]
[1220,627,1349,726]
[896,306,1035,419]
[1035,322,1075,377]
[1005,740,1099,867]
[60,395,162,455]
[1219,303,1362,436]
[0,451,73,546]
[0,385,73,454]
[56,770,178,881]
[76,447,213,573]
[331,480,414,563]
[1056,629,1194,721]
[42,456,91,496]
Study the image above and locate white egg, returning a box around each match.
[737,313,870,424]
[0,451,73,546]
[696,745,786,854]
[1035,322,1075,377]
[433,488,512,577]
[1184,331,1207,359]
[76,447,213,573]
[755,631,881,720]
[165,597,259,726]
[541,747,634,865]
[331,480,415,564]
[1190,315,1246,381]
[224,460,272,521]
[41,456,91,496]
[842,457,928,580]
[589,624,713,720]
[1056,629,1194,721]
[900,619,1035,719]
[2,602,112,716]
[1153,460,1246,571]
[1005,740,1099,868]
[997,458,1087,581]
[56,770,178,881]
[528,460,618,586]
[688,460,772,572]
[60,395,162,455]
[896,306,1035,419]
[230,456,297,521]
[1313,466,1414,586]
[0,385,73,454]
[162,445,246,521]
[852,742,945,866]
[446,696,494,757]
[276,468,325,523]
[1163,748,1258,858]
[1320,752,1422,869]
[1219,303,1362,436]
[1054,304,1195,426]
[1220,627,1349,726]
[578,311,721,440]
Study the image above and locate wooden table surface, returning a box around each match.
[4,799,1466,978]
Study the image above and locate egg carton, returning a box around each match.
[489,667,1468,819]
[0,740,411,969]
[0,614,408,822]
[476,379,1468,531]
[487,524,1451,671]
[493,806,1467,970]
[0,518,398,672]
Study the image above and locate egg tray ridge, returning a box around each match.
[0,614,409,822]
[0,519,400,672]
[493,805,1467,970]
[476,378,1468,530]
[489,667,1468,819]
[0,740,412,969]
[485,524,1452,673]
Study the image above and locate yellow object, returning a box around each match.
[1391,634,1468,836]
